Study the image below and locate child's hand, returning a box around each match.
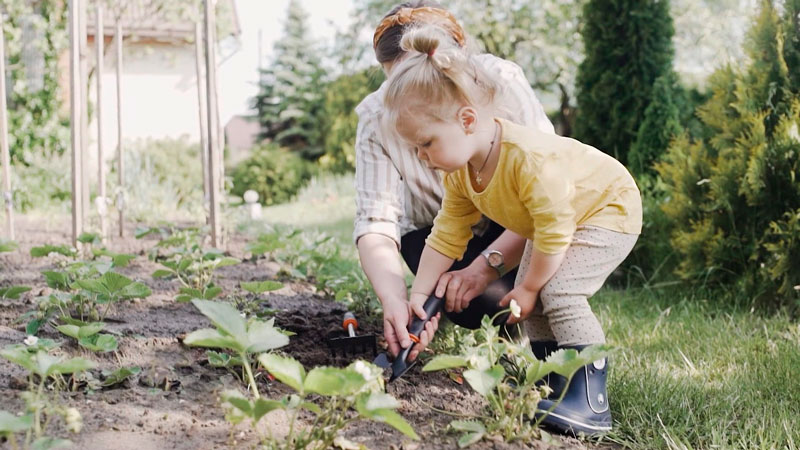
[407,292,441,361]
[499,285,539,324]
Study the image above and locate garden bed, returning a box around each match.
[1,216,600,449]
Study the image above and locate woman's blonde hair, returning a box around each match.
[382,25,502,134]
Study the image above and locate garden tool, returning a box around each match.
[326,312,377,357]
[373,294,444,383]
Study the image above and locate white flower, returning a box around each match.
[353,360,373,381]
[23,335,38,346]
[509,299,521,319]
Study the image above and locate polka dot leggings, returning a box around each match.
[515,226,639,346]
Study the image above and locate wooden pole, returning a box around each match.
[194,22,209,215]
[79,0,89,227]
[70,0,83,246]
[95,5,107,240]
[204,0,221,247]
[0,16,14,240]
[115,22,124,238]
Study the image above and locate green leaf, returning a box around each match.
[252,398,285,423]
[206,350,242,367]
[152,269,174,278]
[457,432,484,448]
[463,365,504,396]
[42,271,71,290]
[361,392,399,411]
[0,286,32,300]
[101,366,141,387]
[258,353,305,393]
[0,240,18,253]
[299,401,321,414]
[246,319,290,353]
[0,411,33,433]
[204,286,223,299]
[31,245,77,258]
[221,390,253,416]
[184,329,242,353]
[213,257,241,269]
[47,356,96,376]
[119,281,151,299]
[355,395,418,440]
[26,319,45,336]
[78,334,118,352]
[1,346,38,373]
[422,355,468,371]
[77,232,101,245]
[31,436,73,450]
[241,280,283,294]
[191,300,247,342]
[450,420,486,433]
[304,367,365,397]
[57,322,105,339]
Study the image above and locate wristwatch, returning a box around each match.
[480,249,505,277]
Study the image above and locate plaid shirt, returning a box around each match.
[354,54,555,246]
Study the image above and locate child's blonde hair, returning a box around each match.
[382,25,502,132]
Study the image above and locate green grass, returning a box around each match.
[256,174,356,253]
[595,287,800,449]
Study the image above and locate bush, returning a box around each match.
[655,1,800,306]
[230,143,314,206]
[318,68,385,173]
[574,0,675,165]
[108,136,205,222]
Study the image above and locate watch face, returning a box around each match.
[487,252,503,267]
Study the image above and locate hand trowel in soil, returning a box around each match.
[373,294,444,382]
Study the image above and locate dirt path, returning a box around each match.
[0,215,600,450]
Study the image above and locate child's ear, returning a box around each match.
[456,106,478,134]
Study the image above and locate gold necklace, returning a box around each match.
[472,122,499,184]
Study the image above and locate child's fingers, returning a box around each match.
[411,301,428,321]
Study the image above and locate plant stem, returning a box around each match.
[532,374,573,429]
[242,354,260,399]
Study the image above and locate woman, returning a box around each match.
[354,1,555,362]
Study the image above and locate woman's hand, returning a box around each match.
[407,292,441,361]
[435,262,497,314]
[499,285,539,324]
[382,298,412,357]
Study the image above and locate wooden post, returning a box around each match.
[79,0,89,226]
[0,16,14,240]
[115,22,124,238]
[95,5,107,240]
[70,0,84,246]
[204,0,221,247]
[194,22,209,214]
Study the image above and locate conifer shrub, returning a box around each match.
[656,1,800,306]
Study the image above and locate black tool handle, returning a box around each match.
[407,294,444,345]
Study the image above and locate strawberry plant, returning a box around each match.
[1,337,95,449]
[423,308,610,446]
[183,299,290,397]
[219,354,417,449]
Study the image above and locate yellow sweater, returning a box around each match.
[427,118,642,258]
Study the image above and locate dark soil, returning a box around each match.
[0,215,605,450]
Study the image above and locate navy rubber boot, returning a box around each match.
[535,344,612,437]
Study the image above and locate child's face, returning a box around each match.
[396,111,474,173]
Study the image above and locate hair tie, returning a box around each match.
[427,49,435,57]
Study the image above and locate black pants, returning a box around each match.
[400,221,518,329]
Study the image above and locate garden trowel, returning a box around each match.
[373,294,444,382]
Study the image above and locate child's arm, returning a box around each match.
[409,244,454,317]
[499,246,566,324]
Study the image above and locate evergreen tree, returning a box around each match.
[656,0,800,303]
[629,72,683,176]
[252,0,325,160]
[574,0,675,165]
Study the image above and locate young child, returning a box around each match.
[382,26,642,437]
